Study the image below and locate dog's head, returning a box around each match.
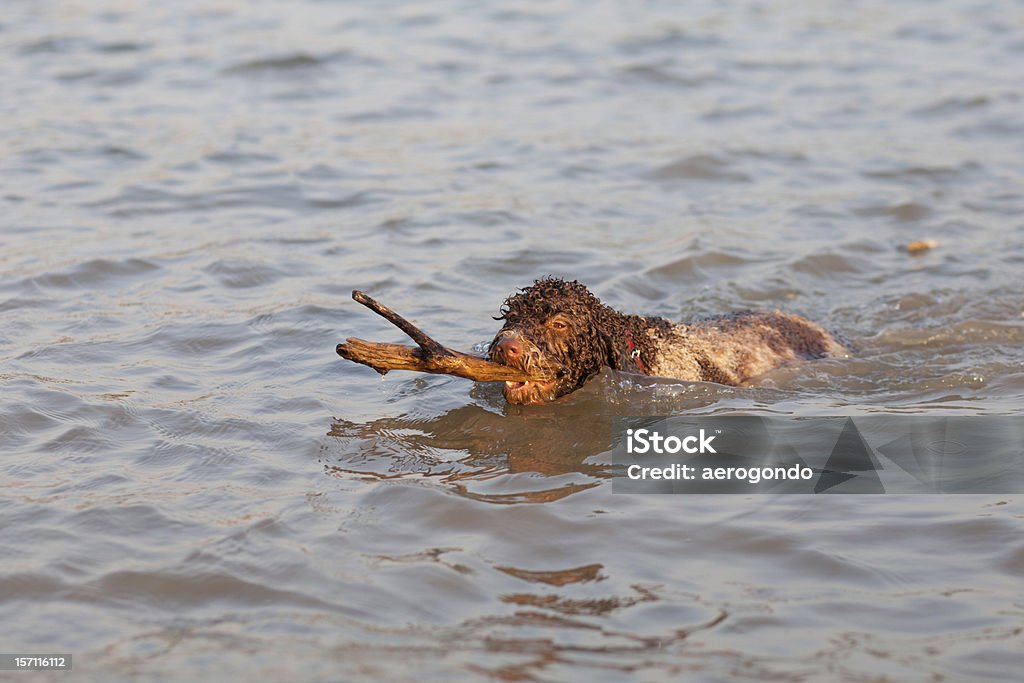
[488,278,616,405]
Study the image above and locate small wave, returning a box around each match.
[854,201,932,222]
[648,154,752,183]
[30,258,161,290]
[223,53,325,74]
[204,260,285,289]
[619,64,717,88]
[645,249,757,279]
[862,161,981,185]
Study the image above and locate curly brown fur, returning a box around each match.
[488,278,846,405]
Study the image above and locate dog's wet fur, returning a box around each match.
[488,278,847,405]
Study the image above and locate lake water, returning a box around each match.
[2,0,1023,680]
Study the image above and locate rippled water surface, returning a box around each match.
[3,0,1024,680]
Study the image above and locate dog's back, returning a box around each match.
[648,311,847,385]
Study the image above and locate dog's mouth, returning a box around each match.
[489,335,562,404]
[502,379,559,405]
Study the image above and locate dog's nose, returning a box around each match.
[493,335,524,362]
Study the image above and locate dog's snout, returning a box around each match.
[493,334,525,362]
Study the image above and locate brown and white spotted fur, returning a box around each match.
[488,278,846,405]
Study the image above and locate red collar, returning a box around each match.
[624,329,647,374]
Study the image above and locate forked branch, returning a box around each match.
[336,291,554,382]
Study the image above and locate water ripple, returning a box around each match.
[3,0,1024,680]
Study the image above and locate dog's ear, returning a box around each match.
[598,330,620,370]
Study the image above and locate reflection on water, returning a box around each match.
[326,403,608,504]
[2,0,1024,680]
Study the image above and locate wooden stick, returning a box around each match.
[351,290,448,358]
[336,291,555,382]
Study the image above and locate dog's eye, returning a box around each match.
[548,319,568,331]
